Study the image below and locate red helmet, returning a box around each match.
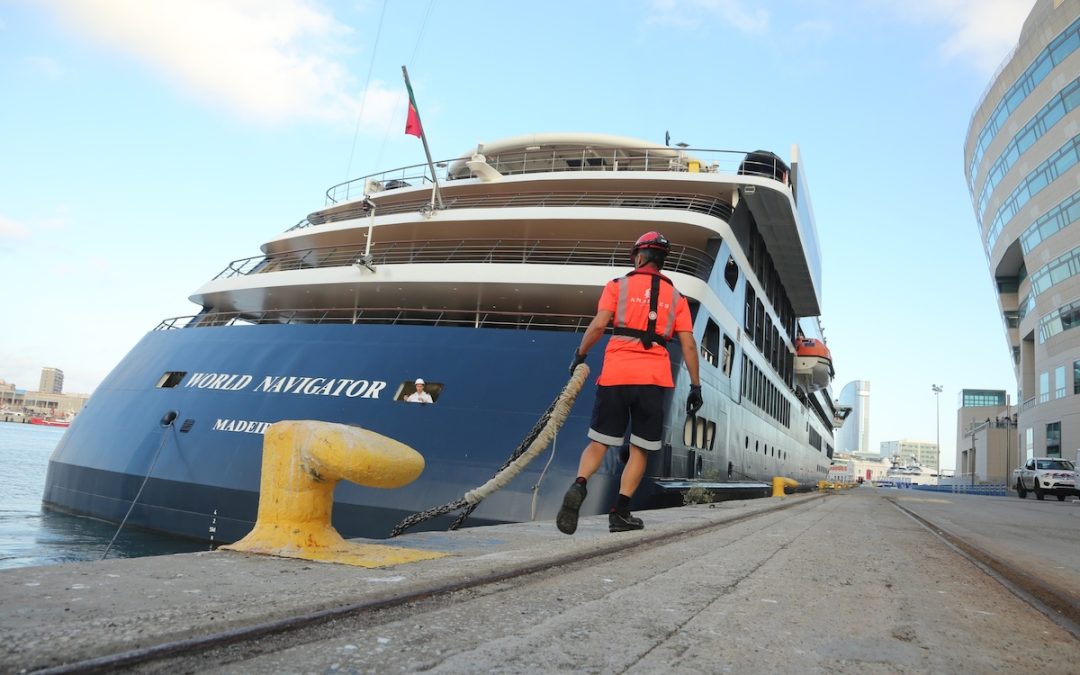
[631,231,670,266]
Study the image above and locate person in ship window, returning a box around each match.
[405,378,433,404]
[559,231,702,535]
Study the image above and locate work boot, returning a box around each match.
[609,510,644,532]
[556,482,587,535]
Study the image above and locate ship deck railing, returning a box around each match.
[297,191,736,230]
[213,238,715,283]
[155,307,595,332]
[324,144,790,205]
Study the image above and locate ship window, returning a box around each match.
[397,379,442,404]
[744,287,755,334]
[156,371,187,388]
[754,299,765,351]
[702,320,720,367]
[722,335,735,377]
[724,256,739,290]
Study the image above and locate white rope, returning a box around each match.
[463,364,589,504]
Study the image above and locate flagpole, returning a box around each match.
[401,65,444,211]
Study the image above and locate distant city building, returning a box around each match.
[955,389,1015,484]
[832,451,891,483]
[835,380,870,454]
[39,367,63,394]
[964,0,1080,465]
[880,439,939,472]
[0,373,88,420]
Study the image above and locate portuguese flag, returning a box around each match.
[404,78,422,138]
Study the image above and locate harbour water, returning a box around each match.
[0,422,204,569]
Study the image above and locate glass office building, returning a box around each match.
[965,0,1080,461]
[835,380,871,454]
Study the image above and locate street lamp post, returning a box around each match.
[932,385,943,476]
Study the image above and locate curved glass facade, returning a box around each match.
[976,77,1080,220]
[985,134,1080,251]
[965,0,1080,465]
[835,380,870,454]
[1020,188,1080,253]
[967,15,1080,186]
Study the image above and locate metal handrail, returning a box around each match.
[155,307,595,332]
[325,144,790,205]
[303,191,735,228]
[211,238,715,282]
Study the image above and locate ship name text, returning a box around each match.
[213,419,272,434]
[184,372,387,399]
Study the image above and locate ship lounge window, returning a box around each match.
[702,319,720,367]
[724,256,739,290]
[156,371,186,388]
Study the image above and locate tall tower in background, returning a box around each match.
[964,0,1080,461]
[39,367,64,394]
[836,380,871,453]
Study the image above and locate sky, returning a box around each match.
[0,0,1039,468]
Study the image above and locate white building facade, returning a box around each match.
[964,0,1080,463]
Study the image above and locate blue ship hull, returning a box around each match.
[43,323,641,542]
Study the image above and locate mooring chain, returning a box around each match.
[389,365,589,537]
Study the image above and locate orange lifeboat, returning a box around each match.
[794,337,834,393]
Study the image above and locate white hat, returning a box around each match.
[415,378,425,385]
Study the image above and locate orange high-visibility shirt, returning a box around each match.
[596,268,692,387]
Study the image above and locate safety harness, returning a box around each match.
[610,269,678,349]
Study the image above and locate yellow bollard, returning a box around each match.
[772,476,798,497]
[223,420,447,568]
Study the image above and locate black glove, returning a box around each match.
[686,384,703,415]
[569,350,587,376]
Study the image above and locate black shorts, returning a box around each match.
[587,384,666,451]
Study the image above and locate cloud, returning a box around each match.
[878,0,1035,73]
[0,208,74,254]
[647,0,769,34]
[25,56,64,78]
[44,0,402,126]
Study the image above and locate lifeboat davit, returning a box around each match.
[794,337,834,393]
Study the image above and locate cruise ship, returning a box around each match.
[42,133,842,543]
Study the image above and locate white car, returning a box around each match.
[1013,458,1079,501]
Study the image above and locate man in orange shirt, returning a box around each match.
[558,231,702,534]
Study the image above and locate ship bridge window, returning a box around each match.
[724,256,739,290]
[397,379,442,404]
[156,371,186,388]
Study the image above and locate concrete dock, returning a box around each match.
[3,488,1079,673]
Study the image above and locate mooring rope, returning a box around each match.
[101,420,177,560]
[389,364,589,537]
